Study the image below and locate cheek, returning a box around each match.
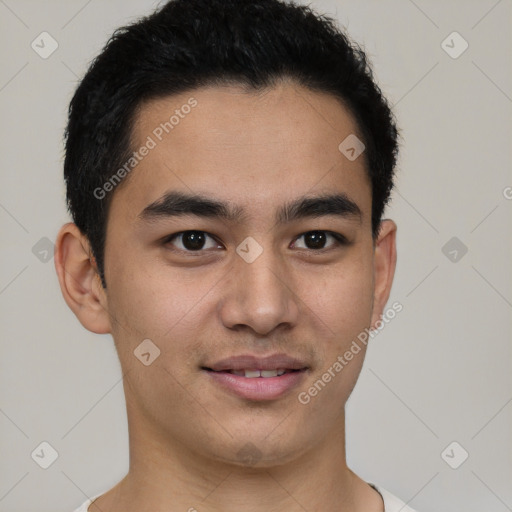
[308,256,374,345]
[105,254,220,356]
[297,266,373,421]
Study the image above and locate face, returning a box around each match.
[70,81,396,467]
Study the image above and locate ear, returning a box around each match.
[54,222,111,334]
[370,219,397,329]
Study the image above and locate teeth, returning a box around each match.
[228,369,289,378]
[244,370,261,378]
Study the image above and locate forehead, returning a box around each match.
[111,82,371,223]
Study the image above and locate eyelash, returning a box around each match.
[162,230,349,254]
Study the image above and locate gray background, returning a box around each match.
[0,0,511,511]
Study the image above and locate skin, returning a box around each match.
[55,80,396,512]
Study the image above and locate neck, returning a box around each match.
[91,404,383,512]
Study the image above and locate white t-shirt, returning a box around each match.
[73,483,418,511]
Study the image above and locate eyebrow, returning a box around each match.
[138,191,362,225]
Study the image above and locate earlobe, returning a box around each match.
[54,222,111,334]
[370,219,397,329]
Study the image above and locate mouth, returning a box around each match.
[201,354,309,400]
[202,368,305,377]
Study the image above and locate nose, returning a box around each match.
[218,245,300,336]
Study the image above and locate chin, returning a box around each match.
[207,434,309,470]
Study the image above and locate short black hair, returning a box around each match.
[64,0,399,288]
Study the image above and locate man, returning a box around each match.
[55,0,417,510]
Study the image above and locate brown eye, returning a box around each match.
[292,231,347,250]
[165,231,221,252]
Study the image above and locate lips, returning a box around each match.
[202,354,309,400]
[202,354,309,373]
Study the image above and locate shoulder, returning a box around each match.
[72,498,91,512]
[72,492,103,512]
[369,483,419,512]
